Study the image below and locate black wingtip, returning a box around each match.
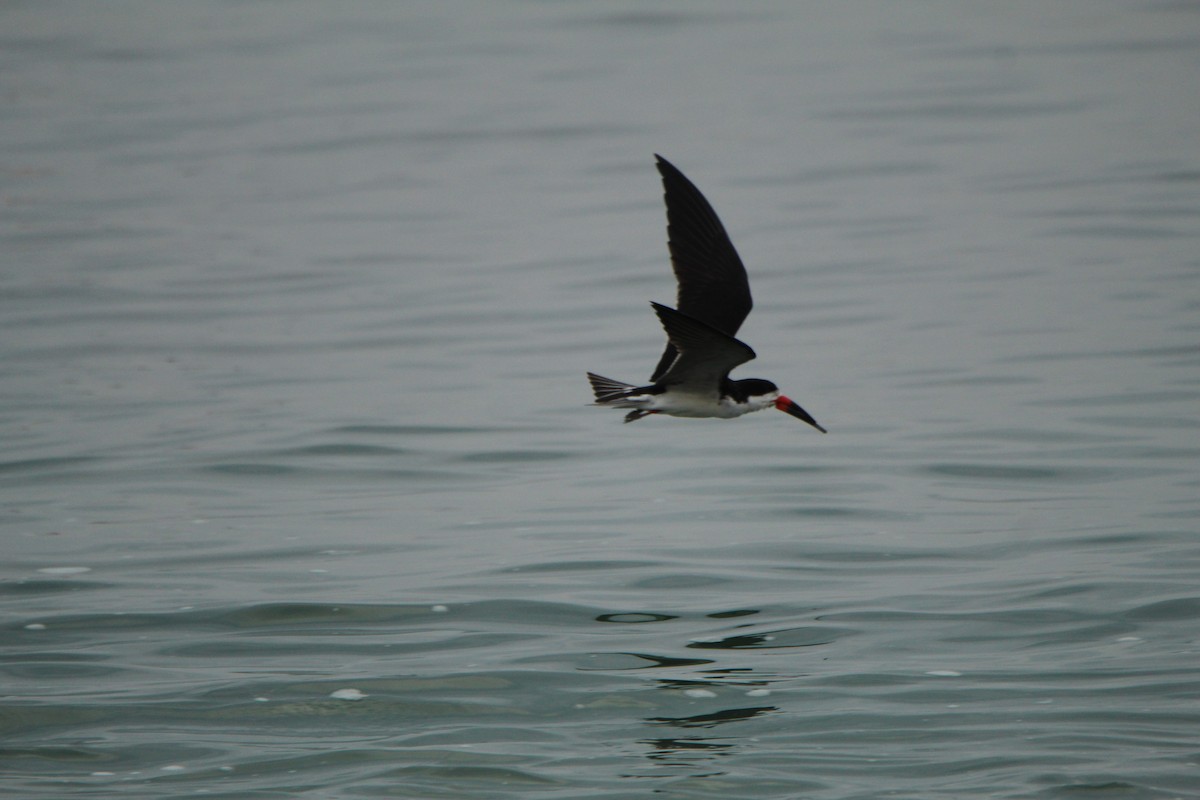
[654,153,680,177]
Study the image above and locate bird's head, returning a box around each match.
[733,379,826,433]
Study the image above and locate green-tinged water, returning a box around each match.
[3,2,1199,798]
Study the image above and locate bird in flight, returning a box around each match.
[587,155,825,432]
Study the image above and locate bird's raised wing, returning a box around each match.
[650,156,753,380]
[651,302,756,392]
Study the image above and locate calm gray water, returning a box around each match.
[3,2,1199,798]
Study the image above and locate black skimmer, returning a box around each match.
[587,155,826,432]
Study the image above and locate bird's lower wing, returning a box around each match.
[650,302,756,391]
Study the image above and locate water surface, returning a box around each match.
[3,2,1199,798]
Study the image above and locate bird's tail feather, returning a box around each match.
[586,372,639,401]
[587,373,659,423]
